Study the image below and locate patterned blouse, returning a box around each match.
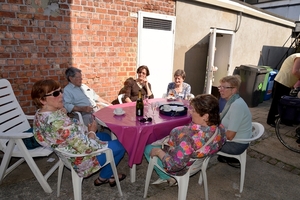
[167,82,191,99]
[162,122,226,175]
[33,109,108,178]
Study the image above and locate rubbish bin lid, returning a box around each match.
[239,65,268,73]
[259,66,273,72]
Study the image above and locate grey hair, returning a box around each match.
[65,67,81,82]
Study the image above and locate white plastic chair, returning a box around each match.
[144,156,211,200]
[118,94,125,104]
[72,111,117,140]
[217,122,264,193]
[0,79,59,193]
[56,147,123,200]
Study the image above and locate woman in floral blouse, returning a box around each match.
[166,69,191,99]
[31,79,126,187]
[144,94,226,186]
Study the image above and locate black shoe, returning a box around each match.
[296,138,300,144]
[227,161,241,168]
[217,155,228,163]
[296,127,300,138]
[267,122,276,127]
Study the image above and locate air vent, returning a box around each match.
[143,17,172,31]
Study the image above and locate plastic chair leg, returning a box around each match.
[15,139,53,193]
[71,168,83,200]
[106,149,123,196]
[57,160,64,197]
[143,157,156,198]
[176,173,190,200]
[239,150,247,193]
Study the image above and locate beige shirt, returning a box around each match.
[275,53,300,88]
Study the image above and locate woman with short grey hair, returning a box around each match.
[166,69,191,99]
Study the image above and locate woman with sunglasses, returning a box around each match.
[144,94,226,186]
[217,75,252,168]
[113,65,154,104]
[31,79,126,187]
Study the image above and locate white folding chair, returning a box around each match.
[0,79,59,193]
[118,94,125,104]
[217,122,264,193]
[56,147,123,200]
[144,156,211,200]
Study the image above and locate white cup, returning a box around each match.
[114,108,123,114]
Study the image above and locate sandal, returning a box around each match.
[108,174,127,187]
[167,177,177,187]
[94,177,109,186]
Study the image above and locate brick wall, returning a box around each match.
[0,0,175,114]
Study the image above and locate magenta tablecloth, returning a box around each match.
[93,98,191,167]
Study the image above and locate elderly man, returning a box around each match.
[63,66,111,126]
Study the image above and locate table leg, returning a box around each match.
[130,164,136,183]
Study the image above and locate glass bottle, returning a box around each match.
[136,90,144,116]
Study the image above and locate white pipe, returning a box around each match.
[193,0,295,28]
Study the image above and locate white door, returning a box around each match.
[204,28,235,94]
[137,11,176,98]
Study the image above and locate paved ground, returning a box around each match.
[1,99,300,200]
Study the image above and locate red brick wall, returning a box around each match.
[0,0,175,114]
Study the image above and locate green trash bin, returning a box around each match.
[259,66,273,103]
[238,65,269,107]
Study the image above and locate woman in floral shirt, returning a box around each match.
[144,94,226,186]
[166,69,191,99]
[31,79,126,187]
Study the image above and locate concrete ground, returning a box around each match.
[1,99,300,200]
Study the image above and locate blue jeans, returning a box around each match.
[219,141,249,155]
[144,144,170,180]
[95,132,125,179]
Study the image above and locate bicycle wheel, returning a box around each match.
[275,118,300,153]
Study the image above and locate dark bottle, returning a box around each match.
[136,90,144,116]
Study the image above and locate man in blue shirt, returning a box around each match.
[63,67,111,126]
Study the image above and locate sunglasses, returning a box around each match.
[138,71,146,75]
[139,117,152,123]
[44,89,63,97]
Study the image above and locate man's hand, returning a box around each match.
[84,106,93,113]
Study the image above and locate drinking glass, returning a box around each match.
[150,102,159,117]
[168,89,175,98]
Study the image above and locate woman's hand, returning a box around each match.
[60,108,67,114]
[87,120,98,133]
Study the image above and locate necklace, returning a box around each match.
[137,81,143,89]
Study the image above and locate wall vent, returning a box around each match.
[143,17,172,31]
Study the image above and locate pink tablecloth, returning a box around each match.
[93,98,191,167]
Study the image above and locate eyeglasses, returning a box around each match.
[218,86,234,90]
[138,71,146,75]
[44,89,63,97]
[139,117,152,123]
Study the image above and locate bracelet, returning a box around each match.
[88,131,96,137]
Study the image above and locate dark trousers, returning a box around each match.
[267,81,291,124]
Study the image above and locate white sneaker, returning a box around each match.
[151,178,167,185]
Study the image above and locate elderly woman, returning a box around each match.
[217,75,252,168]
[31,79,126,187]
[144,94,226,186]
[117,65,154,103]
[166,69,191,99]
